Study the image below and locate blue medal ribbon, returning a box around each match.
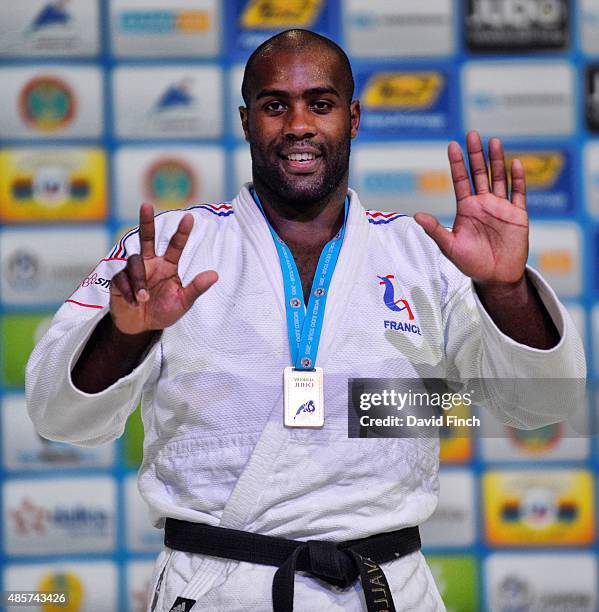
[252,190,349,370]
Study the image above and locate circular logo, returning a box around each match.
[496,575,533,611]
[6,250,40,289]
[19,76,76,132]
[144,158,197,210]
[38,571,83,612]
[508,422,561,454]
[521,488,557,529]
[33,165,69,205]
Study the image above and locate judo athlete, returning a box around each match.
[26,30,585,612]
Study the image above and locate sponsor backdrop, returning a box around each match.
[0,0,598,610]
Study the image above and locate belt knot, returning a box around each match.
[304,540,358,588]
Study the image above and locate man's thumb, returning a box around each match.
[180,270,218,311]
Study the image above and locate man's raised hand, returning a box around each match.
[110,204,218,335]
[414,131,528,289]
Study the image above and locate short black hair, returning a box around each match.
[241,29,355,106]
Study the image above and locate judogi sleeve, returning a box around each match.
[25,227,160,447]
[442,259,587,429]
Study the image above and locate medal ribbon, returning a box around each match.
[252,191,349,370]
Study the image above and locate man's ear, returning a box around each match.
[239,106,250,142]
[350,100,361,139]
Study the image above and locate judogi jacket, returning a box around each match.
[26,184,585,547]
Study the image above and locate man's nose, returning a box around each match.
[284,104,316,140]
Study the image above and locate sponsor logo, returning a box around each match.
[421,472,475,547]
[463,62,574,136]
[344,2,453,57]
[502,487,577,527]
[469,90,569,111]
[362,72,443,110]
[508,423,562,454]
[143,157,197,210]
[364,170,450,195]
[119,9,210,34]
[506,151,563,189]
[154,78,195,113]
[582,1,599,54]
[6,250,40,289]
[18,76,75,132]
[349,9,450,29]
[30,0,71,32]
[487,554,597,611]
[528,222,580,297]
[0,148,106,222]
[240,0,323,28]
[536,249,573,273]
[585,64,599,131]
[495,575,534,610]
[11,166,90,205]
[295,399,316,419]
[483,470,594,545]
[80,272,111,291]
[38,571,83,612]
[10,497,110,536]
[466,0,569,50]
[428,557,478,611]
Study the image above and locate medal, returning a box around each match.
[252,191,349,428]
[284,366,324,428]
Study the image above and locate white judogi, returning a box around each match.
[26,186,585,611]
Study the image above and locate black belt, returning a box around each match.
[164,518,421,612]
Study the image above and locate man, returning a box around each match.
[26,30,585,612]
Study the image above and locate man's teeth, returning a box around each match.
[287,153,316,161]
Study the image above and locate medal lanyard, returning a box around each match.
[252,190,349,370]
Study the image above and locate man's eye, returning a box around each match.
[265,101,286,112]
[311,101,332,112]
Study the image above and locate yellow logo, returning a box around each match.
[362,73,444,110]
[440,402,472,463]
[38,572,83,612]
[538,250,573,273]
[240,0,323,28]
[483,470,594,546]
[176,10,210,32]
[0,148,106,222]
[506,151,563,190]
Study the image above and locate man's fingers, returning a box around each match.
[125,254,149,303]
[414,212,455,259]
[139,203,156,259]
[510,159,527,210]
[164,213,194,266]
[111,269,135,304]
[488,137,508,199]
[448,141,472,204]
[466,131,490,195]
[180,270,218,311]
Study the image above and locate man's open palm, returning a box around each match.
[415,131,528,287]
[110,204,218,335]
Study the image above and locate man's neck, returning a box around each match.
[252,179,348,248]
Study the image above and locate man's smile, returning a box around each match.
[279,148,323,174]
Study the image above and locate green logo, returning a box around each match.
[2,314,53,387]
[426,555,478,612]
[123,402,144,468]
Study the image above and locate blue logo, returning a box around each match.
[155,78,194,112]
[295,400,316,419]
[471,92,496,110]
[31,0,70,31]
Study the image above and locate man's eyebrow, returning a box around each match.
[255,86,341,101]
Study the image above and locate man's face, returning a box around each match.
[239,48,360,206]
